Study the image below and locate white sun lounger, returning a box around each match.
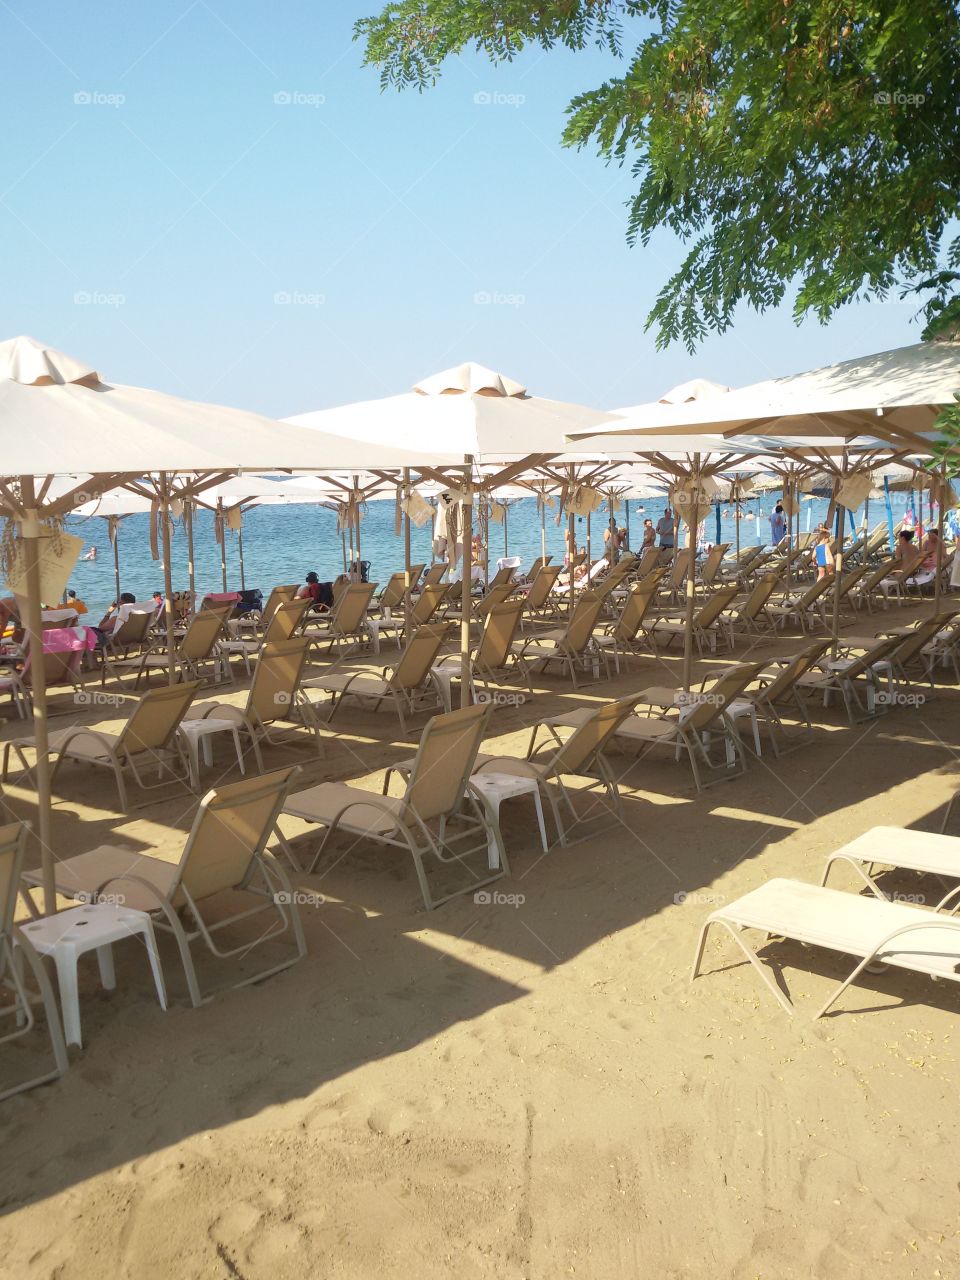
[821,825,960,911]
[692,877,960,1018]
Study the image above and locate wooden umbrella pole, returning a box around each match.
[237,520,246,591]
[503,498,508,559]
[784,479,792,595]
[935,462,947,612]
[735,479,741,566]
[111,516,121,603]
[540,491,547,566]
[460,457,474,707]
[682,457,701,692]
[160,473,177,685]
[402,468,412,643]
[18,478,54,914]
[185,499,196,611]
[830,464,846,658]
[353,475,361,575]
[217,498,227,592]
[567,464,576,617]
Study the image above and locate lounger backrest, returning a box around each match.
[681,663,765,733]
[406,563,426,592]
[526,555,551,579]
[843,633,904,678]
[634,547,660,579]
[413,582,449,624]
[549,695,640,775]
[487,565,517,591]
[392,623,452,689]
[835,564,868,596]
[476,582,516,619]
[332,583,377,633]
[110,609,154,648]
[759,639,832,703]
[525,564,563,608]
[247,637,310,724]
[799,575,834,606]
[120,680,202,754]
[177,767,300,904]
[858,559,897,592]
[700,544,729,583]
[0,821,27,945]
[615,580,660,640]
[696,583,740,628]
[404,703,491,823]
[893,617,946,666]
[422,563,448,588]
[263,598,312,642]
[892,548,927,579]
[180,607,230,660]
[172,591,193,621]
[444,578,464,607]
[736,573,779,619]
[568,550,587,571]
[262,585,298,628]
[669,557,688,588]
[565,591,606,651]
[475,598,525,667]
[378,572,408,609]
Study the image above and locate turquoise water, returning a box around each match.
[63,493,917,615]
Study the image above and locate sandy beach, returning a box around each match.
[2,596,959,1279]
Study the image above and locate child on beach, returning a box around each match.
[814,530,834,580]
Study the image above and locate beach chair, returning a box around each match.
[697,543,730,587]
[659,555,690,604]
[301,622,452,733]
[443,581,517,627]
[522,555,552,583]
[521,564,565,626]
[876,548,927,604]
[486,563,518,592]
[2,681,200,812]
[235,584,300,637]
[376,582,450,646]
[108,606,232,689]
[416,563,449,592]
[795,633,904,722]
[746,639,832,753]
[21,769,306,1006]
[373,566,425,615]
[537,663,764,791]
[919,614,960,683]
[820,825,960,909]
[435,598,530,703]
[99,608,155,679]
[304,582,378,657]
[512,590,608,688]
[0,822,69,1100]
[649,583,740,654]
[275,703,504,910]
[472,695,641,847]
[691,876,960,1018]
[837,616,947,696]
[185,637,321,770]
[848,559,898,612]
[593,577,663,672]
[766,575,834,632]
[632,546,661,580]
[719,573,780,641]
[218,597,313,674]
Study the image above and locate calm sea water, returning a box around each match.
[63,492,917,615]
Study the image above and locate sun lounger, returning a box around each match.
[820,825,960,909]
[107,605,232,689]
[692,875,960,1018]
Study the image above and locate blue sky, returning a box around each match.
[1,0,919,418]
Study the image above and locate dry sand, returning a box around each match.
[2,598,960,1279]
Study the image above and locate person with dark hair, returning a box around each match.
[297,571,335,611]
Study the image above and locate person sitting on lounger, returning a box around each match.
[918,528,940,571]
[894,529,915,562]
[97,592,138,639]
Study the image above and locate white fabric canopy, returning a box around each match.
[286,361,619,461]
[0,336,440,474]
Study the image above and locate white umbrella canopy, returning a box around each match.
[0,336,439,473]
[285,361,620,461]
[579,341,960,449]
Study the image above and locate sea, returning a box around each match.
[63,490,929,616]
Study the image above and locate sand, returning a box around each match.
[2,597,960,1279]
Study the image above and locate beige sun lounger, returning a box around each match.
[692,876,960,1018]
[21,769,306,1007]
[275,703,503,910]
[820,825,960,910]
[107,605,232,688]
[219,597,313,673]
[2,681,201,812]
[513,589,608,687]
[0,822,69,1100]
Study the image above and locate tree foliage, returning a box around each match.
[356,1,960,350]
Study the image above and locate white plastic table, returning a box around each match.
[15,903,167,1048]
[178,717,247,786]
[469,772,550,869]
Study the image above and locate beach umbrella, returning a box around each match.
[287,363,620,704]
[0,335,440,914]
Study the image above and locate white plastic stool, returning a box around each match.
[726,699,763,757]
[16,903,167,1048]
[468,772,550,869]
[178,717,247,786]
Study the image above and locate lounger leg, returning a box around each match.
[695,919,795,1015]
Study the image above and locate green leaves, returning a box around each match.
[356,0,960,350]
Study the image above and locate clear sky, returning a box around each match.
[1,0,920,418]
